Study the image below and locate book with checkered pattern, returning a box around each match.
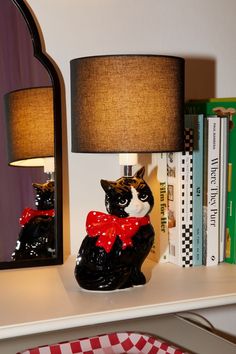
[185,114,204,266]
[167,128,193,267]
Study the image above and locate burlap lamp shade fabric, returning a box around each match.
[70,55,184,153]
[4,87,54,167]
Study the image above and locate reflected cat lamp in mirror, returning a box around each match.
[70,55,184,291]
[4,86,55,260]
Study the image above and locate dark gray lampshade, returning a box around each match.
[70,55,184,153]
[4,87,54,167]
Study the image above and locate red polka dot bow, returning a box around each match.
[19,207,55,226]
[86,211,150,253]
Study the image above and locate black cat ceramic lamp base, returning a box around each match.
[75,167,155,291]
[12,181,55,260]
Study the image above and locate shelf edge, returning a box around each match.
[1,293,236,340]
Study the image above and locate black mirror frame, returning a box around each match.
[0,0,63,269]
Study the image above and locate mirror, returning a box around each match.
[0,0,62,268]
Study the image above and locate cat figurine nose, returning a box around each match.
[127,202,144,215]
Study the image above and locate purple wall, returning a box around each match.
[0,0,52,261]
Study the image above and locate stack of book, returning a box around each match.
[154,98,236,267]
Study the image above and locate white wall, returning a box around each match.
[27,0,236,338]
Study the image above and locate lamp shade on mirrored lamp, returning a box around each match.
[70,55,184,153]
[4,87,54,168]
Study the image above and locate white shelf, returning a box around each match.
[1,255,236,339]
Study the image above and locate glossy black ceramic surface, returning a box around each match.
[12,181,55,260]
[75,167,155,291]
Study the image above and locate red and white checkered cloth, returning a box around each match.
[18,332,188,354]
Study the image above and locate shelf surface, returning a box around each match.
[1,255,236,339]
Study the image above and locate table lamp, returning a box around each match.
[70,55,184,291]
[4,86,54,176]
[4,86,55,260]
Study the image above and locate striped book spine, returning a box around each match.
[167,128,194,267]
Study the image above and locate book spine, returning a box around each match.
[181,128,193,267]
[184,114,204,266]
[202,118,208,265]
[167,151,182,266]
[157,153,169,263]
[225,110,236,264]
[225,162,233,262]
[148,153,168,263]
[204,117,220,266]
[219,117,229,262]
[226,171,236,264]
[167,129,193,267]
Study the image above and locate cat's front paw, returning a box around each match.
[130,269,146,286]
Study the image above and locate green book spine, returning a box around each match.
[186,99,236,264]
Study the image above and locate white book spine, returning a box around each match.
[219,117,229,262]
[205,117,220,266]
[167,152,182,266]
[167,129,193,267]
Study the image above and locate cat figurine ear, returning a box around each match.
[134,166,145,179]
[100,179,116,194]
